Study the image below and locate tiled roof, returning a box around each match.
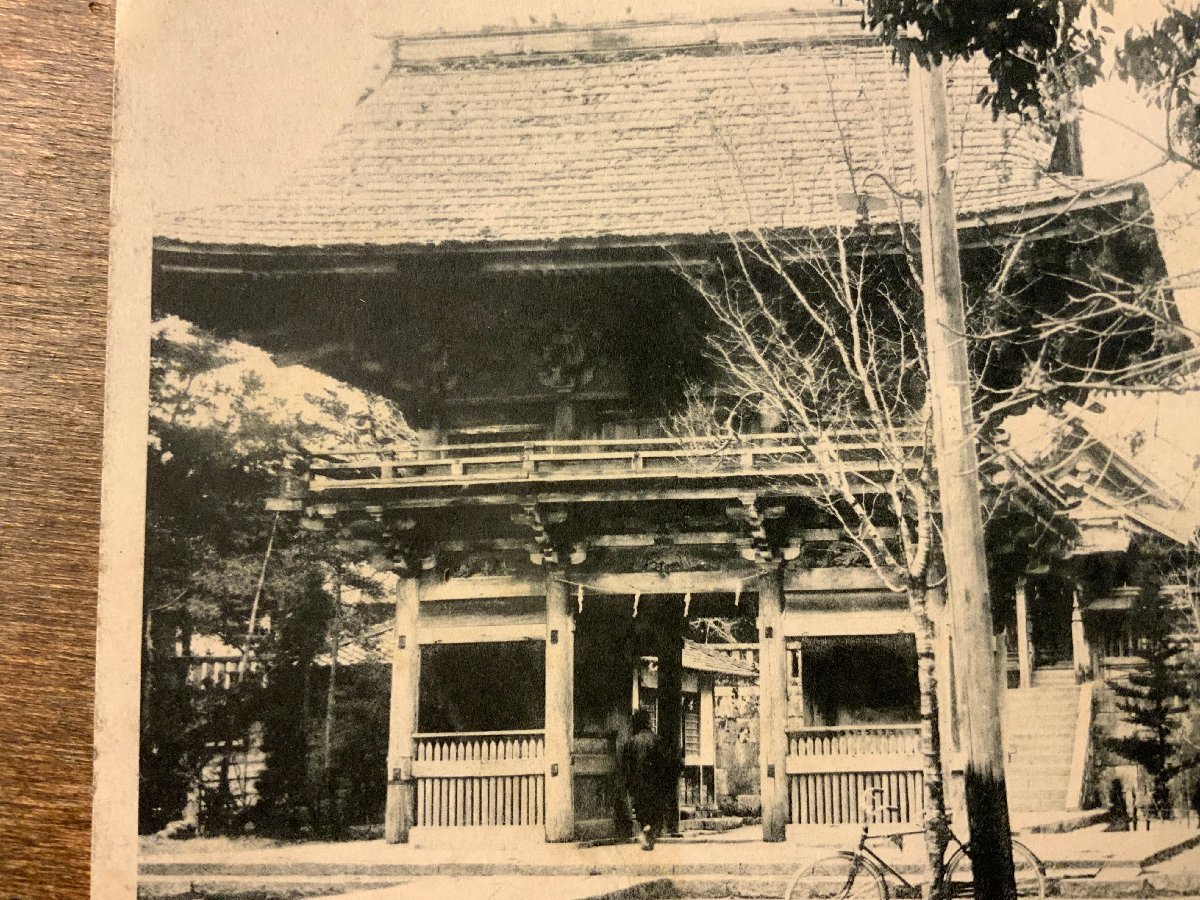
[159,37,1106,250]
[1002,402,1200,547]
[682,641,758,677]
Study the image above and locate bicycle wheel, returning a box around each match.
[785,851,889,900]
[944,840,1046,899]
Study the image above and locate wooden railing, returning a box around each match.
[307,430,923,493]
[186,655,265,690]
[786,724,923,826]
[413,730,545,828]
[788,724,922,759]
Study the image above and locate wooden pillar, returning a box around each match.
[544,573,575,842]
[758,567,789,842]
[1071,588,1091,683]
[384,577,420,843]
[656,596,684,834]
[1015,577,1033,690]
[910,57,1016,898]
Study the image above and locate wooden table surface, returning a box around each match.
[0,1,113,896]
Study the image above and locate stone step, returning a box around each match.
[1004,728,1077,739]
[1008,747,1075,759]
[1006,709,1081,719]
[1005,696,1081,709]
[1007,754,1075,769]
[1005,741,1077,755]
[1005,698,1081,707]
[1006,709,1080,719]
[1009,784,1071,797]
[1004,732,1077,742]
[1008,697,1079,705]
[1005,738,1077,752]
[1007,769,1072,783]
[1007,727,1077,739]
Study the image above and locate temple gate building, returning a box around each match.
[153,5,1187,843]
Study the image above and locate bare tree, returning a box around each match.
[668,168,1193,895]
[671,220,954,892]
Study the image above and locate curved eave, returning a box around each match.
[152,184,1140,275]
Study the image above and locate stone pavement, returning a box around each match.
[325,875,674,900]
[138,823,1200,899]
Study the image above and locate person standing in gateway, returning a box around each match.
[620,709,673,850]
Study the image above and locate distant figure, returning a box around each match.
[1105,778,1130,832]
[620,709,671,850]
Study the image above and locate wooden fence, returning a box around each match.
[412,730,545,828]
[786,724,923,826]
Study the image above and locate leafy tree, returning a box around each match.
[867,0,1200,172]
[1106,541,1192,818]
[140,318,412,834]
[321,663,392,832]
[866,0,1111,122]
[1114,4,1200,168]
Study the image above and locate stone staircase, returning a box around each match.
[1003,668,1083,812]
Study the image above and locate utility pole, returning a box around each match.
[909,58,1017,900]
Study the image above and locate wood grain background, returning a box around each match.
[0,1,113,896]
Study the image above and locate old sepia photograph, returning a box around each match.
[97,1,1200,898]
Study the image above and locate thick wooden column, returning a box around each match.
[1071,589,1091,682]
[544,573,575,842]
[910,58,1016,898]
[384,577,420,843]
[656,596,684,834]
[758,567,789,842]
[1015,577,1033,690]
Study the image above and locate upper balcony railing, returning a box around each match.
[306,430,923,494]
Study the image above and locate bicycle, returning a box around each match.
[784,790,1046,900]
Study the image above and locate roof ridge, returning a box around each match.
[390,35,883,75]
[383,5,866,48]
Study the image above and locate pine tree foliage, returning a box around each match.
[1106,542,1193,818]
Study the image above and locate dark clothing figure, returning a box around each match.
[620,710,671,849]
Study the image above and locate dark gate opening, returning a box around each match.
[418,640,545,733]
[801,634,919,726]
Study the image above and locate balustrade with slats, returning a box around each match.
[786,724,924,826]
[307,430,923,493]
[412,730,545,828]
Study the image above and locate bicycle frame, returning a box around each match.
[847,818,971,895]
[851,823,923,893]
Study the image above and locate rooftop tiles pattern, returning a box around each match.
[160,41,1099,249]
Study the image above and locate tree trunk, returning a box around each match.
[323,572,342,833]
[910,582,950,900]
